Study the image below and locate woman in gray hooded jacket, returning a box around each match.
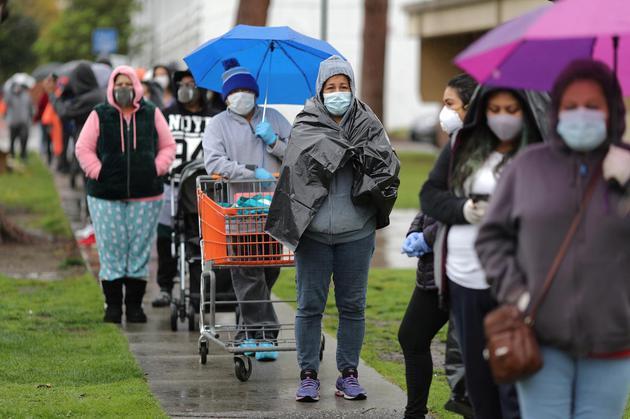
[266,56,399,403]
[476,60,630,418]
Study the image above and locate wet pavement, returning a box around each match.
[126,281,406,418]
[373,209,418,270]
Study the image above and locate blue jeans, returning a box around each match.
[294,233,375,373]
[517,346,630,419]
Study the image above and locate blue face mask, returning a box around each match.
[323,92,352,116]
[557,108,607,152]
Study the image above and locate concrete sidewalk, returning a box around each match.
[127,279,405,418]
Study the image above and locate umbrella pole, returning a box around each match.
[612,35,619,141]
[262,42,275,122]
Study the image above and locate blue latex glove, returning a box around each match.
[401,232,432,257]
[254,167,275,188]
[255,121,277,146]
[254,167,274,181]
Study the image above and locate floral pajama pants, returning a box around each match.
[87,196,163,281]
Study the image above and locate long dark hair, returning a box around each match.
[451,88,541,192]
[447,73,477,109]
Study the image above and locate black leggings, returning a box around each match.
[449,280,520,419]
[398,287,450,418]
[156,234,177,291]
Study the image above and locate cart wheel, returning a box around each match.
[199,341,208,365]
[169,303,178,332]
[187,305,196,332]
[319,334,326,361]
[234,356,252,382]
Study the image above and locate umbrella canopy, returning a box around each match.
[455,0,630,95]
[56,60,89,77]
[3,73,36,91]
[184,25,344,105]
[90,63,112,88]
[32,62,62,81]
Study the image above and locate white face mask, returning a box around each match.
[487,113,523,142]
[154,75,169,90]
[228,91,256,116]
[439,106,463,135]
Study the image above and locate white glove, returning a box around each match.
[463,199,489,224]
[603,145,630,186]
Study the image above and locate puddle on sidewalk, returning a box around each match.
[373,209,418,269]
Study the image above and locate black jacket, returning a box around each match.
[52,62,106,132]
[407,212,439,290]
[265,97,400,251]
[419,87,550,296]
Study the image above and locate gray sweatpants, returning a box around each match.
[230,267,280,341]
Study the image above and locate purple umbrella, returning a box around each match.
[455,0,630,96]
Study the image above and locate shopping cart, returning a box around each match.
[196,176,325,381]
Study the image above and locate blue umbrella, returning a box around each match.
[184,25,344,110]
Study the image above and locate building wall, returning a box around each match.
[131,0,424,129]
[406,0,545,101]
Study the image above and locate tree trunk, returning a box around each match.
[0,207,35,244]
[360,0,388,121]
[235,0,270,26]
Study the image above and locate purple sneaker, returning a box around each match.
[335,367,367,400]
[296,370,320,402]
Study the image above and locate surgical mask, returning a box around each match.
[114,87,135,108]
[227,91,256,116]
[487,113,523,142]
[177,85,199,104]
[323,92,352,116]
[154,75,169,90]
[557,107,607,152]
[439,106,463,135]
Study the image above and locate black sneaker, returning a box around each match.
[444,396,474,418]
[151,290,171,307]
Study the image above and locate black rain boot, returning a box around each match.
[124,278,148,323]
[102,279,123,323]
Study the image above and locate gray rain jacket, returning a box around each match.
[265,56,400,251]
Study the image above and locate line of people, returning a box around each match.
[15,51,627,418]
[399,60,630,418]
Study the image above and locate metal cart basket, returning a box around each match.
[196,176,324,381]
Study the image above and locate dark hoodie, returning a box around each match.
[163,70,225,170]
[419,86,549,295]
[51,62,105,131]
[420,86,549,226]
[475,60,629,356]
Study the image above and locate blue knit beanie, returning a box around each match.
[221,58,259,100]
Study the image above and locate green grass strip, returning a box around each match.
[394,151,436,210]
[0,154,72,238]
[0,274,166,418]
